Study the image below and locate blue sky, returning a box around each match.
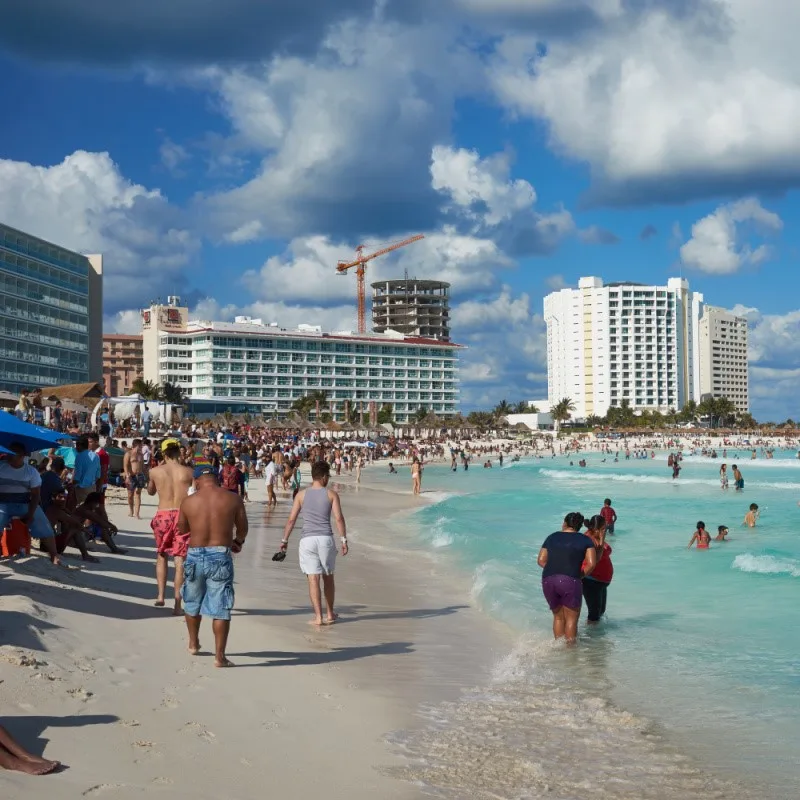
[0,1,798,419]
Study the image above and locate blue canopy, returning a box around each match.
[0,444,12,455]
[0,411,66,453]
[37,445,76,468]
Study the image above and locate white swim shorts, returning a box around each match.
[298,536,337,575]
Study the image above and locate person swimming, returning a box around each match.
[744,503,759,528]
[715,525,729,541]
[688,521,711,549]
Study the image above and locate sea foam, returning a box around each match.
[732,553,800,578]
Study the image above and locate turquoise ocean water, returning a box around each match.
[392,452,800,798]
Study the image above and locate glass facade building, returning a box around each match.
[0,222,103,392]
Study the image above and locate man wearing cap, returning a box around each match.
[178,460,248,667]
[147,439,194,612]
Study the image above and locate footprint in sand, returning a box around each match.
[68,687,94,701]
[82,784,125,796]
[152,777,173,785]
[272,706,287,717]
[263,722,280,730]
[315,692,333,700]
[118,720,141,728]
[183,721,216,743]
[159,695,180,710]
[348,683,360,690]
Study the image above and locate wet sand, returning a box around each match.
[0,471,506,799]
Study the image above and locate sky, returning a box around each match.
[0,0,798,420]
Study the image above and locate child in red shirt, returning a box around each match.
[599,498,617,534]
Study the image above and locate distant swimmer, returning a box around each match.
[672,461,681,480]
[688,521,711,549]
[715,525,729,542]
[732,464,744,491]
[744,503,759,528]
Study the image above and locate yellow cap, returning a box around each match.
[161,438,181,453]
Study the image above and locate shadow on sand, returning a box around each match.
[3,714,118,760]
[231,641,414,667]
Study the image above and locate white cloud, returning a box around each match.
[103,309,143,334]
[195,19,482,240]
[545,274,568,290]
[431,145,575,255]
[159,138,190,175]
[679,198,782,274]
[488,1,800,202]
[224,220,264,244]
[451,286,531,330]
[0,150,196,312]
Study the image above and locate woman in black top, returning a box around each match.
[537,512,596,643]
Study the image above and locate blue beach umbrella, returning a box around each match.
[0,411,66,453]
[0,444,12,455]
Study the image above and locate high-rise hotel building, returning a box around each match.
[698,306,749,412]
[141,297,461,422]
[0,222,103,392]
[544,277,705,419]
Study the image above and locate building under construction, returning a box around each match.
[371,279,451,341]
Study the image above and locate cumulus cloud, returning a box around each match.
[0,150,197,312]
[488,0,800,204]
[432,145,575,256]
[197,20,481,241]
[679,198,782,274]
[545,274,568,291]
[451,286,531,330]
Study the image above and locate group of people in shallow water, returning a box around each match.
[537,498,618,643]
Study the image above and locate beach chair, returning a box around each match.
[1,517,31,558]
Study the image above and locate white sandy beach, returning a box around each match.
[0,475,506,800]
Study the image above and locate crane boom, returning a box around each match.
[336,234,425,333]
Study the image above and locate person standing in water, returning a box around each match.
[279,461,348,626]
[147,439,194,612]
[744,503,759,528]
[582,515,613,624]
[411,456,422,495]
[537,512,597,643]
[599,498,617,534]
[720,464,729,490]
[732,464,744,491]
[688,521,711,549]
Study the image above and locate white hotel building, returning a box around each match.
[698,306,749,413]
[140,298,461,422]
[544,277,705,419]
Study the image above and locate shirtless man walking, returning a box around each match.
[123,439,146,518]
[147,439,194,612]
[178,461,248,667]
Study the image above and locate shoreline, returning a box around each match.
[0,474,503,800]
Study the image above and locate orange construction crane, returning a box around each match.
[336,234,425,334]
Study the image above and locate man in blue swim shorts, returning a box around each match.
[177,462,248,667]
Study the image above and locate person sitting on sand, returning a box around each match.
[73,492,127,555]
[0,722,59,775]
[715,525,729,541]
[688,521,711,549]
[40,457,101,563]
[279,461,348,627]
[744,503,759,528]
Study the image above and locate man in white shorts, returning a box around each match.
[279,461,348,626]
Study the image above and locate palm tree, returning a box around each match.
[678,400,698,425]
[291,390,328,419]
[494,400,512,418]
[129,378,161,400]
[551,397,575,435]
[466,411,494,429]
[161,382,185,405]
